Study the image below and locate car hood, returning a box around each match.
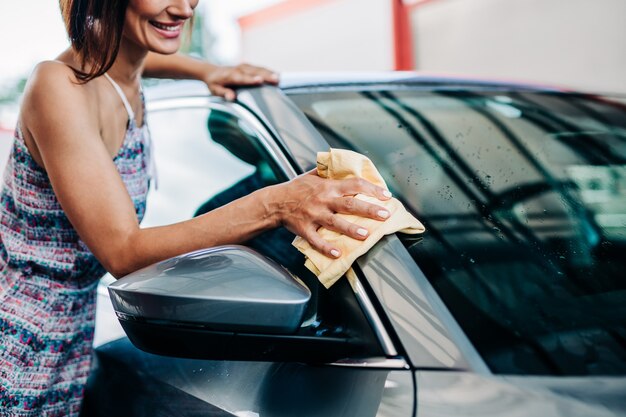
[416,371,626,417]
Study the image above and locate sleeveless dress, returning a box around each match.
[0,74,151,416]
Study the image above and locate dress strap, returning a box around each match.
[103,73,135,121]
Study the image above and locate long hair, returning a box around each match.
[59,0,129,83]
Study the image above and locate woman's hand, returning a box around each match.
[272,170,392,258]
[204,63,279,101]
[143,53,279,100]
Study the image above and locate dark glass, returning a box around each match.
[290,89,626,376]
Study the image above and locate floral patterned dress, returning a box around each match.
[0,75,151,416]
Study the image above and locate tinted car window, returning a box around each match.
[143,107,282,227]
[291,89,626,376]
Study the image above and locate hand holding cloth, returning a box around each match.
[292,149,425,288]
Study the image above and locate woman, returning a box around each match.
[0,0,391,415]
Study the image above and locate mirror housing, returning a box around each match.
[109,246,373,362]
[109,245,311,334]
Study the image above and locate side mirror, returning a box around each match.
[109,245,309,334]
[109,245,376,362]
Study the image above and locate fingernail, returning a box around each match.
[378,210,390,219]
[357,228,368,237]
[330,249,341,258]
[271,73,280,81]
[383,190,392,198]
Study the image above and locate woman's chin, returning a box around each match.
[149,43,182,55]
[145,36,183,55]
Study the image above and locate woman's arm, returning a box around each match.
[21,62,390,278]
[143,52,279,100]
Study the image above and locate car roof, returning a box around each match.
[278,71,566,92]
[143,72,569,102]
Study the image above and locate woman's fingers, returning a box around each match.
[209,84,236,101]
[321,213,371,241]
[305,209,382,259]
[227,70,264,86]
[239,64,280,84]
[205,63,278,100]
[210,69,260,87]
[303,226,342,258]
[338,177,392,201]
[279,173,395,258]
[303,172,391,201]
[332,196,390,221]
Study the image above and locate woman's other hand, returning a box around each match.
[142,53,279,100]
[204,63,279,101]
[272,170,392,259]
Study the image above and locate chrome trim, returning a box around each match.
[353,279,398,357]
[328,357,409,369]
[146,97,298,179]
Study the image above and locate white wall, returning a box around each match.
[240,0,394,71]
[411,0,626,94]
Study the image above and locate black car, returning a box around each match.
[84,73,626,417]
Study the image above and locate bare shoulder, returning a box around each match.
[23,61,90,110]
[21,61,99,137]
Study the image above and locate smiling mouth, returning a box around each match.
[149,21,183,32]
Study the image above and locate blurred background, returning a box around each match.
[1,0,625,140]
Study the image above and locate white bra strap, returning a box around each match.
[143,124,159,190]
[103,73,135,121]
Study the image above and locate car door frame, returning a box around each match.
[236,84,489,373]
[143,91,409,368]
[89,85,417,417]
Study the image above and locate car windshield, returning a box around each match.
[289,87,626,376]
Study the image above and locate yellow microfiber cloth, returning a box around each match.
[292,148,425,288]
